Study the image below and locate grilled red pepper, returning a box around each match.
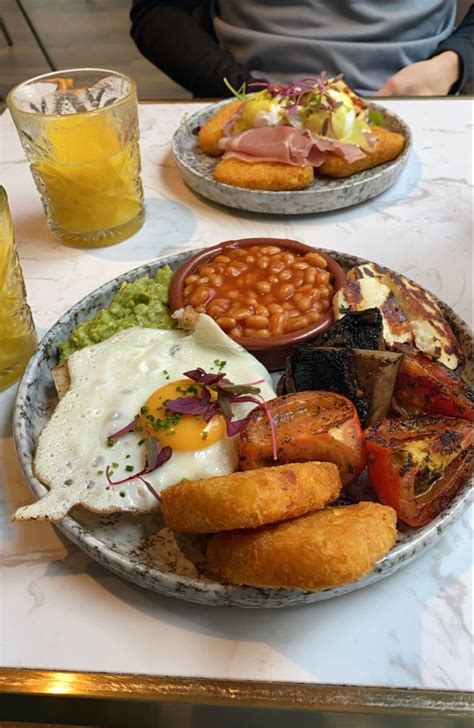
[392,352,474,422]
[364,415,472,527]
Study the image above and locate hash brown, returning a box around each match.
[160,461,341,534]
[213,157,314,191]
[318,126,405,178]
[198,100,242,156]
[207,502,397,589]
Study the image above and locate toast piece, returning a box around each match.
[51,364,70,399]
[318,126,405,178]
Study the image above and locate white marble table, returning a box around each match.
[0,100,472,697]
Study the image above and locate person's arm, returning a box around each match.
[375,4,473,96]
[130,0,256,97]
[431,3,474,92]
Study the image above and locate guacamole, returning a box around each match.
[58,265,175,363]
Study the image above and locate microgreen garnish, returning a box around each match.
[108,416,138,441]
[103,368,277,501]
[223,77,248,100]
[248,72,348,109]
[166,367,277,459]
[368,109,384,126]
[105,437,171,503]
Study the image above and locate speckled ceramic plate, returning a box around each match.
[13,250,472,608]
[172,101,412,215]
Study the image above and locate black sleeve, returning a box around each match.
[431,4,474,93]
[130,0,257,97]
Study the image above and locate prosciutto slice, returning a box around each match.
[219,126,367,167]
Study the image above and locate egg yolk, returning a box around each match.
[138,379,226,451]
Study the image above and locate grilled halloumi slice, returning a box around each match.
[346,263,461,370]
[333,278,413,350]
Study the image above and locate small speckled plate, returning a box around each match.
[172,101,412,215]
[13,250,473,607]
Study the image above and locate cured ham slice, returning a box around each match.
[219,126,367,167]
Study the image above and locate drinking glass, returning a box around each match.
[7,68,145,248]
[0,187,37,391]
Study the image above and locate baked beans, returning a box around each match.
[182,245,334,339]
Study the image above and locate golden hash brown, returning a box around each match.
[160,461,341,534]
[318,126,405,178]
[213,157,314,191]
[207,502,397,590]
[198,101,243,156]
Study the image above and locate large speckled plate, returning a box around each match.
[172,101,412,215]
[13,250,473,607]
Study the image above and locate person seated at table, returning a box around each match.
[130,0,473,98]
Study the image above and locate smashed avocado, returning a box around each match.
[58,265,175,364]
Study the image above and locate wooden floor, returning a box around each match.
[0,0,191,100]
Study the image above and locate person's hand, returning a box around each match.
[375,51,460,96]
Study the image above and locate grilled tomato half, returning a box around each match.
[364,415,473,527]
[239,391,366,486]
[392,352,474,422]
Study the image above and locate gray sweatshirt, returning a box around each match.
[212,0,457,95]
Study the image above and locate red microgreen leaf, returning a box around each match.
[108,415,139,440]
[154,445,173,468]
[183,368,227,386]
[202,402,220,423]
[137,476,162,503]
[225,416,251,437]
[166,396,207,415]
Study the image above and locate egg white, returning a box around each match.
[16,316,276,521]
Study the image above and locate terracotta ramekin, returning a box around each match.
[168,237,347,370]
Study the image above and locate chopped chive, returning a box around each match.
[106,438,115,447]
[125,465,134,472]
[112,462,119,469]
[97,469,104,475]
[125,454,131,459]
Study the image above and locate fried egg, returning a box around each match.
[15,315,276,521]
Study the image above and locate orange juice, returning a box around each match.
[32,113,143,243]
[0,188,37,390]
[7,69,144,248]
